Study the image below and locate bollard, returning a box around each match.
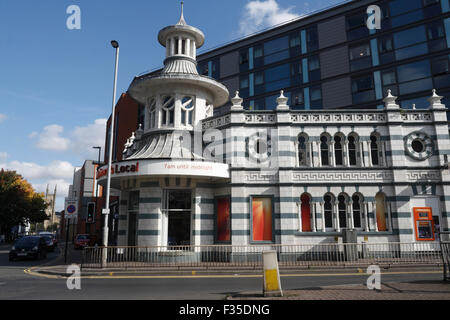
[262,250,283,297]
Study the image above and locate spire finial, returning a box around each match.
[177,1,187,25]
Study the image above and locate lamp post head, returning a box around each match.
[111,40,119,48]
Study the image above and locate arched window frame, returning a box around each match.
[299,193,312,232]
[370,132,382,166]
[334,133,346,166]
[297,133,310,167]
[351,193,364,229]
[348,132,360,167]
[337,193,349,230]
[161,95,175,127]
[375,192,388,232]
[323,193,335,231]
[180,95,195,126]
[320,133,331,166]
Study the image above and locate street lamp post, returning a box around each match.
[102,40,119,268]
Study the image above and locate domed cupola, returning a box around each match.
[126,2,229,160]
[157,2,204,75]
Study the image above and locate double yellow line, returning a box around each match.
[23,268,442,280]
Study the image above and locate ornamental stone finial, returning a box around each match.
[428,88,445,109]
[383,89,399,110]
[276,90,289,110]
[231,91,243,110]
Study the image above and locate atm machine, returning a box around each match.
[413,207,435,241]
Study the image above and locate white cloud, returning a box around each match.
[1,160,74,180]
[0,114,6,122]
[34,124,70,151]
[238,0,302,36]
[0,152,8,163]
[30,118,107,161]
[71,118,107,161]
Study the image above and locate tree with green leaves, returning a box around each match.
[0,169,48,239]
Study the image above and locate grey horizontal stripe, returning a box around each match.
[137,230,160,236]
[231,230,250,236]
[138,213,160,220]
[140,198,161,203]
[119,215,127,220]
[192,230,214,236]
[391,212,411,218]
[392,228,413,235]
[193,214,215,220]
[118,230,126,236]
[199,198,215,204]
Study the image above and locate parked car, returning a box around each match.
[74,234,90,249]
[9,236,47,261]
[39,233,57,252]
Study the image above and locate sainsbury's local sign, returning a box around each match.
[97,162,140,179]
[96,159,229,181]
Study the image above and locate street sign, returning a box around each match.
[65,199,78,217]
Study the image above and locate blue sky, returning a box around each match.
[0,0,343,210]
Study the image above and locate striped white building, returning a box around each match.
[97,9,450,250]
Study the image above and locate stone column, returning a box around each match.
[186,38,190,57]
[364,201,369,231]
[317,141,322,167]
[349,200,354,230]
[170,37,175,55]
[331,143,336,167]
[178,37,182,55]
[334,201,340,232]
[367,141,373,167]
[311,202,317,232]
[320,202,326,232]
[297,202,302,232]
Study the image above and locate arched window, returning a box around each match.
[334,134,344,166]
[352,193,363,229]
[181,96,194,126]
[348,133,359,166]
[338,194,348,229]
[323,194,334,229]
[161,95,175,126]
[300,193,311,232]
[375,192,387,231]
[148,97,156,129]
[298,134,309,166]
[320,135,330,166]
[370,134,380,166]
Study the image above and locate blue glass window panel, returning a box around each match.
[400,96,430,109]
[423,2,442,17]
[393,26,426,49]
[309,69,321,82]
[353,90,376,104]
[264,50,289,65]
[391,10,424,28]
[399,78,433,95]
[265,78,291,92]
[389,0,421,16]
[249,47,254,70]
[304,88,310,110]
[350,57,372,71]
[434,74,450,88]
[395,43,428,60]
[397,60,431,82]
[310,86,321,101]
[208,61,212,78]
[301,30,307,54]
[302,58,309,83]
[429,38,447,52]
[254,99,265,111]
[264,64,290,82]
[443,0,450,12]
[445,18,450,48]
[249,73,254,97]
[374,71,383,100]
[265,94,279,110]
[264,36,289,56]
[370,39,379,66]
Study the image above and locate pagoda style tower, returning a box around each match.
[127,4,229,142]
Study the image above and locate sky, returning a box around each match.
[0,0,344,210]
